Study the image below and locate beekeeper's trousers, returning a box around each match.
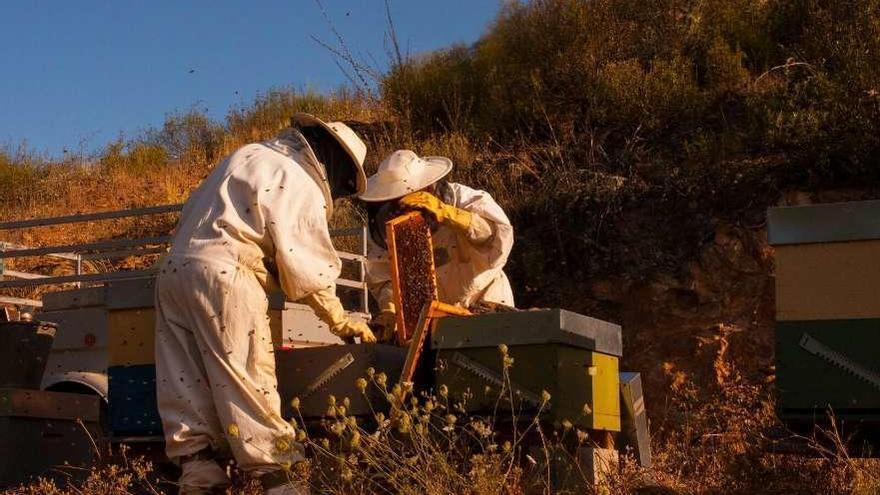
[154,255,300,472]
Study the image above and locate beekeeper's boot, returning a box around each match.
[178,450,230,495]
[260,470,311,495]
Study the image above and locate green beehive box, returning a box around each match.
[432,309,622,432]
[769,200,880,418]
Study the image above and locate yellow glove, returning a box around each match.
[399,192,472,232]
[334,319,377,343]
[375,301,397,342]
[302,289,377,343]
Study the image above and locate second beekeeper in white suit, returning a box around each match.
[360,150,515,340]
[155,113,376,495]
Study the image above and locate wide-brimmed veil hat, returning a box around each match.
[293,112,367,195]
[359,150,453,202]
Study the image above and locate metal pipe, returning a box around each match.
[0,236,172,259]
[0,204,183,230]
[360,225,369,314]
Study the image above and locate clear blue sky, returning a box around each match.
[0,1,500,158]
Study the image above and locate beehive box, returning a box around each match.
[432,309,622,431]
[105,278,161,437]
[276,344,406,420]
[0,320,56,389]
[769,200,880,418]
[0,388,101,487]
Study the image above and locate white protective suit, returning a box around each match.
[366,182,515,310]
[155,130,340,476]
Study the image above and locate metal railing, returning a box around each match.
[0,205,370,313]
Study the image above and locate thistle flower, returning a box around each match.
[290,397,300,410]
[355,378,368,393]
[541,390,551,404]
[226,423,240,438]
[446,414,457,426]
[274,436,291,453]
[376,372,387,387]
[397,413,412,433]
[331,422,345,437]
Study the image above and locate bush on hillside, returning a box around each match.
[145,109,225,164]
[0,148,41,205]
[380,0,880,301]
[99,139,169,175]
[383,0,880,174]
[226,87,378,145]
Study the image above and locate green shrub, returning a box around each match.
[0,148,45,209]
[99,139,169,175]
[226,87,376,144]
[145,109,225,164]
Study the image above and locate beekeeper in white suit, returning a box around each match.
[155,113,376,495]
[360,150,514,339]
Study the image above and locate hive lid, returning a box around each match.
[0,388,100,422]
[431,308,622,356]
[106,278,156,310]
[41,286,106,311]
[768,200,880,246]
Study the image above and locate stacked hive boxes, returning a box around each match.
[769,200,880,421]
[105,279,350,437]
[0,320,101,486]
[106,278,161,437]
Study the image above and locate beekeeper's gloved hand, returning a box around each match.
[400,192,472,232]
[375,301,397,342]
[302,288,377,343]
[335,319,377,343]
